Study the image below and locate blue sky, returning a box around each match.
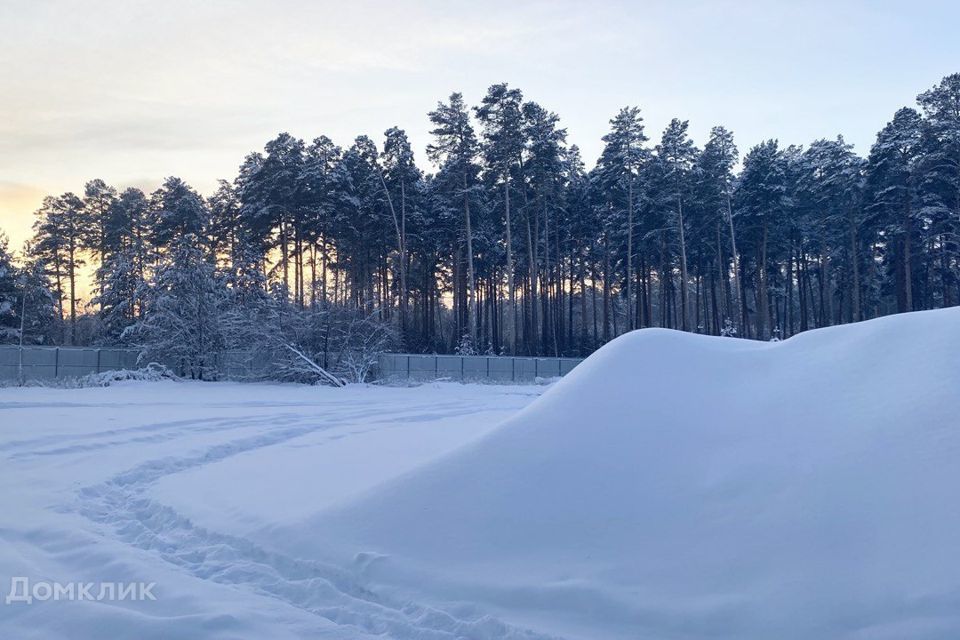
[1,0,958,248]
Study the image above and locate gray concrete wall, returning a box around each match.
[377,353,584,383]
[0,347,287,383]
[0,346,141,381]
[1,346,585,384]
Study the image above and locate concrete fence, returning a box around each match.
[0,346,142,381]
[377,353,584,383]
[1,346,586,384]
[0,347,280,382]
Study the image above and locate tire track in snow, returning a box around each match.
[2,414,293,458]
[1,399,481,457]
[73,402,556,640]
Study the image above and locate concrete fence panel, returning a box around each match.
[0,346,142,381]
[535,358,561,379]
[486,357,515,382]
[559,358,581,376]
[408,355,438,381]
[376,353,585,383]
[461,356,488,380]
[435,355,464,380]
[513,358,538,381]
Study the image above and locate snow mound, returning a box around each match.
[276,308,960,640]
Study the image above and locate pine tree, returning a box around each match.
[381,127,422,344]
[596,107,649,332]
[476,83,525,353]
[736,140,787,338]
[150,177,211,252]
[300,135,343,307]
[428,93,481,345]
[81,178,118,297]
[92,187,150,341]
[31,193,86,344]
[656,119,699,331]
[801,137,866,324]
[18,257,61,346]
[0,233,19,343]
[0,234,59,347]
[522,101,567,354]
[694,126,741,332]
[94,250,141,342]
[865,108,925,313]
[130,235,227,379]
[209,180,242,269]
[916,74,960,306]
[331,136,387,312]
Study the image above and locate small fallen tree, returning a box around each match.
[279,341,345,387]
[328,308,398,383]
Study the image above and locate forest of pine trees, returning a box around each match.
[1,73,959,369]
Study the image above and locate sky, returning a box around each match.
[2,0,959,252]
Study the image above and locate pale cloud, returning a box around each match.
[0,182,46,251]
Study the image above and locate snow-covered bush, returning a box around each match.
[2,363,178,389]
[78,362,179,386]
[454,334,476,355]
[720,318,738,337]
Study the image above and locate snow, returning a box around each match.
[258,308,960,639]
[0,382,544,638]
[3,308,960,639]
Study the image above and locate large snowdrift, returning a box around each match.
[272,309,960,640]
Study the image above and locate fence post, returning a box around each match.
[54,347,59,378]
[406,355,411,379]
[96,349,102,374]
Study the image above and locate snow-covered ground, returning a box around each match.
[2,308,960,639]
[0,382,545,638]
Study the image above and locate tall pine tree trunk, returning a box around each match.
[579,255,588,354]
[903,203,913,312]
[463,173,477,344]
[399,181,408,343]
[757,222,770,339]
[677,193,690,331]
[603,233,611,342]
[626,186,634,331]
[849,212,861,321]
[68,236,77,345]
[725,193,745,332]
[504,177,516,354]
[280,216,290,300]
[526,212,538,353]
